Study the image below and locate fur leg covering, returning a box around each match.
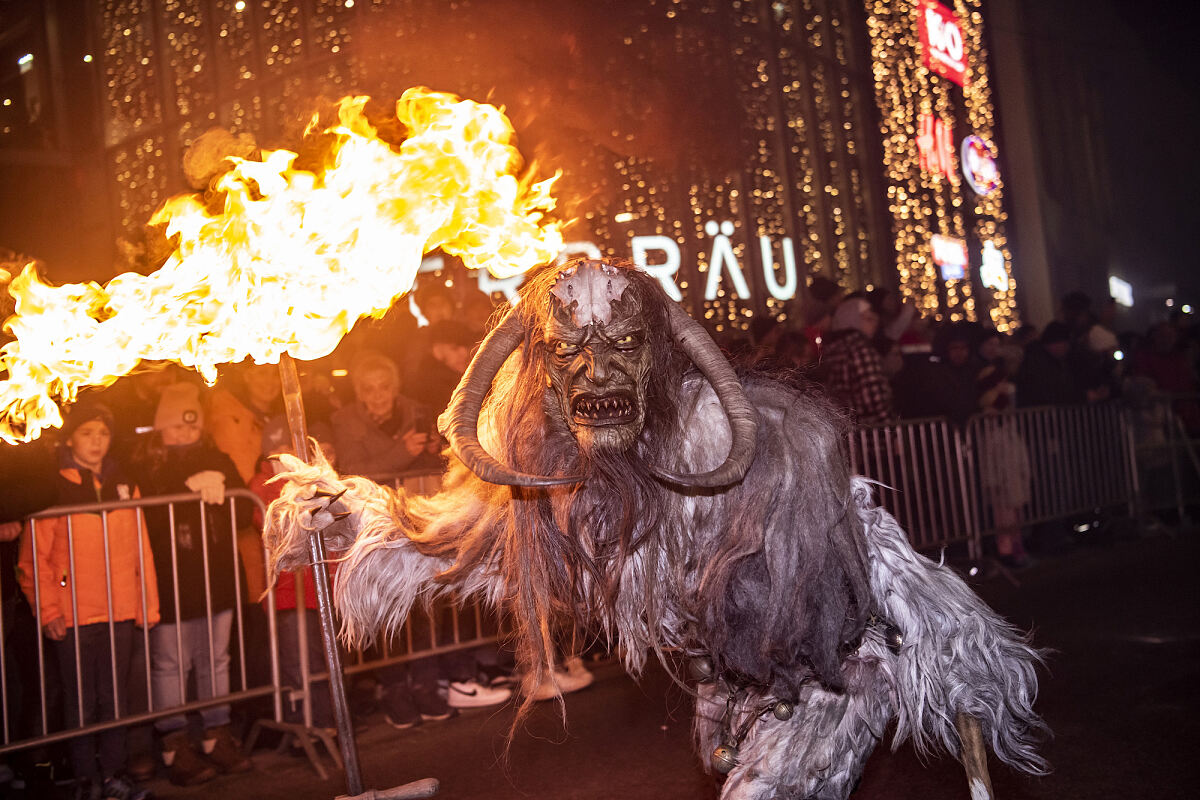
[851,477,1048,774]
[693,479,1047,800]
[694,628,893,799]
[262,450,451,647]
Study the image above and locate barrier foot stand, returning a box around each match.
[987,556,1021,589]
[245,718,333,781]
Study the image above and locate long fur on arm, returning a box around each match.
[262,449,452,648]
[851,477,1050,775]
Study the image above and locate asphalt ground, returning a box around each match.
[36,528,1200,799]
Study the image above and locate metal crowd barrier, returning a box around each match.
[3,400,1188,772]
[1,489,283,755]
[247,467,501,779]
[1123,393,1200,524]
[963,403,1137,539]
[848,416,978,555]
[1,477,500,779]
[851,400,1163,563]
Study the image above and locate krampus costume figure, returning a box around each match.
[266,258,1047,799]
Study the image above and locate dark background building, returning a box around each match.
[990,0,1199,328]
[5,0,1188,334]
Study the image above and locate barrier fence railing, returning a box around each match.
[1124,393,1200,524]
[0,489,282,757]
[963,402,1139,540]
[3,396,1192,771]
[0,478,501,778]
[848,416,978,556]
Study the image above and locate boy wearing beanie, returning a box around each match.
[17,401,159,800]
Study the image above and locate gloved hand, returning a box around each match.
[185,470,227,505]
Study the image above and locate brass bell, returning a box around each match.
[772,700,794,721]
[711,743,739,774]
[884,623,904,654]
[689,655,715,682]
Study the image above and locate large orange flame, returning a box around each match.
[0,89,562,444]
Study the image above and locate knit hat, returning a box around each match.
[154,382,204,432]
[61,400,115,440]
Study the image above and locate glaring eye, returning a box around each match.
[555,341,580,357]
[614,333,640,350]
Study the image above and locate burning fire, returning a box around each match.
[0,89,563,444]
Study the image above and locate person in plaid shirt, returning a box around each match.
[821,296,895,425]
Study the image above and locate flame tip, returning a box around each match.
[1,88,562,443]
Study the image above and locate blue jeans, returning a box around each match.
[150,610,233,733]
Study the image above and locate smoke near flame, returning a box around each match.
[0,89,563,444]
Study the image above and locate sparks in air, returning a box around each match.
[0,88,563,444]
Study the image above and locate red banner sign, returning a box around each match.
[918,0,968,86]
[917,113,956,180]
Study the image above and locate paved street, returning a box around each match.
[146,530,1198,800]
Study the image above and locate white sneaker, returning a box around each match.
[445,679,513,708]
[529,659,595,701]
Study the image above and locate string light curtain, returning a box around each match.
[864,0,1019,330]
[96,0,981,330]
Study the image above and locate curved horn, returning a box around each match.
[442,304,581,487]
[651,302,759,488]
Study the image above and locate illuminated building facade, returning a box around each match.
[3,0,1018,332]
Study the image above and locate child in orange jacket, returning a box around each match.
[17,401,159,799]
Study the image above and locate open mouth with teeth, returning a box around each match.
[571,393,638,426]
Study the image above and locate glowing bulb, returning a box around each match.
[17,54,33,66]
[1113,350,1124,361]
[83,54,93,63]
[1165,298,1175,307]
[331,369,349,378]
[234,0,245,11]
[1183,305,1194,314]
[345,0,355,6]
[613,212,634,223]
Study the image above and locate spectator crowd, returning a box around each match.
[1,272,1197,800]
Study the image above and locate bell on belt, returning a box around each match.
[884,623,904,654]
[689,655,715,682]
[772,700,794,721]
[711,743,739,774]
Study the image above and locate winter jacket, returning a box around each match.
[821,329,895,425]
[332,395,441,477]
[17,461,160,629]
[133,438,248,622]
[249,460,319,612]
[206,387,267,484]
[1016,344,1084,407]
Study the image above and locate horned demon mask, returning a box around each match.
[440,258,759,488]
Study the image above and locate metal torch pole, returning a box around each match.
[278,354,365,795]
